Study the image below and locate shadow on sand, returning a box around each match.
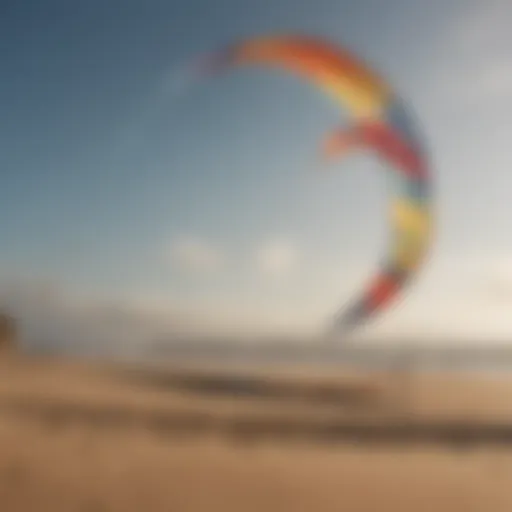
[3,395,512,449]
[2,363,512,450]
[111,367,383,408]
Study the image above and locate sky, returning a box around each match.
[1,0,512,352]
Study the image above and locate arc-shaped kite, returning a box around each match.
[189,34,433,335]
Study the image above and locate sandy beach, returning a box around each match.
[2,355,512,511]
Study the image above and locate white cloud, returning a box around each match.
[254,239,299,277]
[169,236,223,272]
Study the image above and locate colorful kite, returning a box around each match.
[189,34,433,335]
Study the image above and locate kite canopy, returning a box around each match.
[189,34,433,335]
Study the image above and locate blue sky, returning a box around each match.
[1,0,512,348]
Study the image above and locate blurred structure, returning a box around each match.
[0,309,17,356]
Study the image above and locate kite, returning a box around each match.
[188,34,433,336]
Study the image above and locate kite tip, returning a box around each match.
[186,47,235,81]
[169,49,230,97]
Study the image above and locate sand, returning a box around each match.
[2,355,512,511]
